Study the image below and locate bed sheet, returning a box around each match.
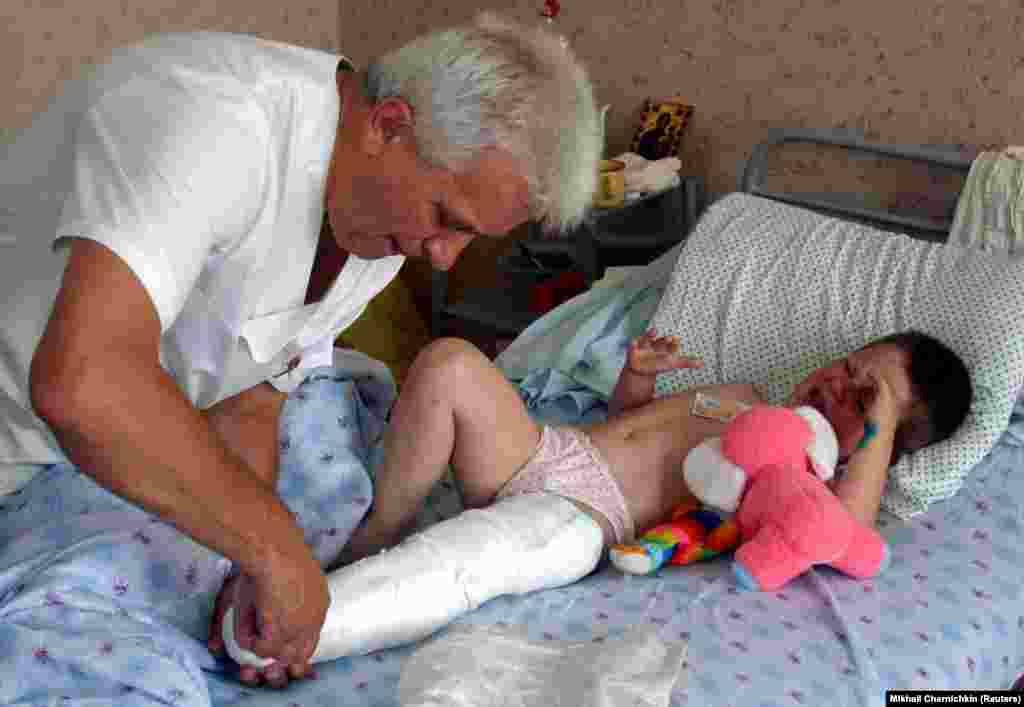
[0,363,393,707]
[3,289,1020,707]
[205,286,1024,706]
[229,387,1023,707]
[215,251,1024,704]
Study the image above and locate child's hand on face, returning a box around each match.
[862,366,900,430]
[627,329,703,377]
[852,365,901,452]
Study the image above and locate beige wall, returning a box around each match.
[8,1,1006,197]
[5,2,1016,320]
[0,0,338,143]
[340,0,1018,196]
[342,1,1018,304]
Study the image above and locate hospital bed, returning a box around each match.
[6,128,1023,706]
[226,129,1024,704]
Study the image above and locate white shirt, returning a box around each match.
[0,32,404,466]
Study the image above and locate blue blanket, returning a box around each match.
[6,281,1024,705]
[0,365,393,706]
[496,240,683,400]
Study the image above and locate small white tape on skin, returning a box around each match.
[222,606,275,669]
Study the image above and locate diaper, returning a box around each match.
[498,425,635,544]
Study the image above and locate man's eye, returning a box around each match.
[437,210,459,228]
[438,208,484,238]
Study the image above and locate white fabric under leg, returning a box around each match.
[224,492,604,666]
[223,606,274,668]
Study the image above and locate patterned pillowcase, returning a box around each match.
[651,193,1024,520]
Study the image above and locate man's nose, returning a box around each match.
[426,233,474,271]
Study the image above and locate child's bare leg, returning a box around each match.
[338,338,542,564]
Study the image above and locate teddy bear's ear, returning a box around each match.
[793,406,839,481]
[683,437,748,513]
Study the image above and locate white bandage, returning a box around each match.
[223,493,604,666]
[223,606,274,669]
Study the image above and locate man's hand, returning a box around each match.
[209,552,329,688]
[626,329,703,377]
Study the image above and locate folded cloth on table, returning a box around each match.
[612,152,682,195]
[950,148,1024,255]
[592,266,648,289]
[398,624,688,707]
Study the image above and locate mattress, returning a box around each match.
[210,388,1024,707]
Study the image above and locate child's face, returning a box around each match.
[789,344,915,460]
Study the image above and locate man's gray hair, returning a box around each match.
[366,12,601,234]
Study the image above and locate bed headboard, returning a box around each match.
[738,128,975,242]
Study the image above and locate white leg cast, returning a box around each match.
[224,493,604,666]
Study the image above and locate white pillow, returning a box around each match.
[651,193,1024,520]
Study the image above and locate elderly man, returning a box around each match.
[0,13,600,693]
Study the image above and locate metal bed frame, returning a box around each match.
[738,127,974,240]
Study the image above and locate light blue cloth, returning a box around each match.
[5,302,1024,704]
[211,390,1024,707]
[496,241,684,399]
[0,365,392,706]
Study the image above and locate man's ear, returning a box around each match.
[363,97,415,154]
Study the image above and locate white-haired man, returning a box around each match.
[0,13,600,690]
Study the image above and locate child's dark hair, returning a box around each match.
[874,330,973,463]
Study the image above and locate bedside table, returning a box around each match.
[432,175,705,341]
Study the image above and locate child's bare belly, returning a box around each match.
[586,384,761,533]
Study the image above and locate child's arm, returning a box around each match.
[608,330,702,417]
[831,369,900,526]
[608,366,656,418]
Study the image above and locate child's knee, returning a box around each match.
[411,338,486,380]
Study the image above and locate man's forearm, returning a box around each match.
[45,360,308,577]
[204,382,288,490]
[609,368,656,417]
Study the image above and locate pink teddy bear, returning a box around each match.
[684,405,890,591]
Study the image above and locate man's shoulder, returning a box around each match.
[119,31,329,61]
[98,32,341,93]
